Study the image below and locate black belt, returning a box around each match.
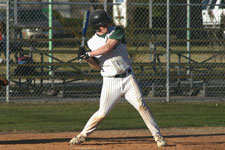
[115,68,132,78]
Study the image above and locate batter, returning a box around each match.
[69,9,167,147]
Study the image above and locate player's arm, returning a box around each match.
[89,27,125,57]
[77,46,101,70]
[85,57,101,70]
[88,39,119,57]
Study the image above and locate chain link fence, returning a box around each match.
[1,0,225,102]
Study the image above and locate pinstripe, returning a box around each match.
[124,75,160,136]
[100,77,121,114]
[81,77,122,137]
[81,75,161,137]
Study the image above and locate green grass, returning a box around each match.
[0,101,225,133]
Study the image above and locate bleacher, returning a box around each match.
[1,45,225,99]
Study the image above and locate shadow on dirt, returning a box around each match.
[0,133,225,145]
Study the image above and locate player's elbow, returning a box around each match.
[90,65,101,70]
[85,58,101,70]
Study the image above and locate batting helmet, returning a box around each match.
[89,9,112,31]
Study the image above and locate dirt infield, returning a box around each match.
[0,127,225,150]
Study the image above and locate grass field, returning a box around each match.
[0,101,224,133]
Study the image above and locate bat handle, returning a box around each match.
[81,36,85,47]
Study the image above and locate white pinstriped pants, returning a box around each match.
[80,73,161,137]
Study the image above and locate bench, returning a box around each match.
[129,48,225,97]
[2,45,225,98]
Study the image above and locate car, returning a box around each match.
[201,0,225,27]
[0,8,66,40]
[201,0,225,45]
[17,8,65,39]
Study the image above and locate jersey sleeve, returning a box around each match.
[109,27,126,44]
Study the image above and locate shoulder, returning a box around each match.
[108,26,126,44]
[87,33,106,51]
[109,26,124,36]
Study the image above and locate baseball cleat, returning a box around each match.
[154,134,167,147]
[69,134,85,145]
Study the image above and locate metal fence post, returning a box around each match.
[187,0,191,75]
[104,0,107,11]
[6,0,10,103]
[166,0,170,102]
[149,0,153,61]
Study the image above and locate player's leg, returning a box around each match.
[70,77,122,145]
[123,75,167,147]
[124,75,160,135]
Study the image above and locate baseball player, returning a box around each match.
[69,9,167,147]
[0,75,9,90]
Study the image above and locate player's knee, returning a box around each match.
[97,110,107,119]
[137,98,148,111]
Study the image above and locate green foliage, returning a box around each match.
[0,101,225,132]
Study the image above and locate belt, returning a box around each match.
[114,68,132,78]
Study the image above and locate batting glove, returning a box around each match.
[78,46,90,60]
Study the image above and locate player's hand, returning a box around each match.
[78,46,90,61]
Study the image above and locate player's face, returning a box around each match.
[97,24,109,35]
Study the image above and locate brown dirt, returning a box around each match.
[0,127,225,150]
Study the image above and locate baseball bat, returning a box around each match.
[81,10,90,47]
